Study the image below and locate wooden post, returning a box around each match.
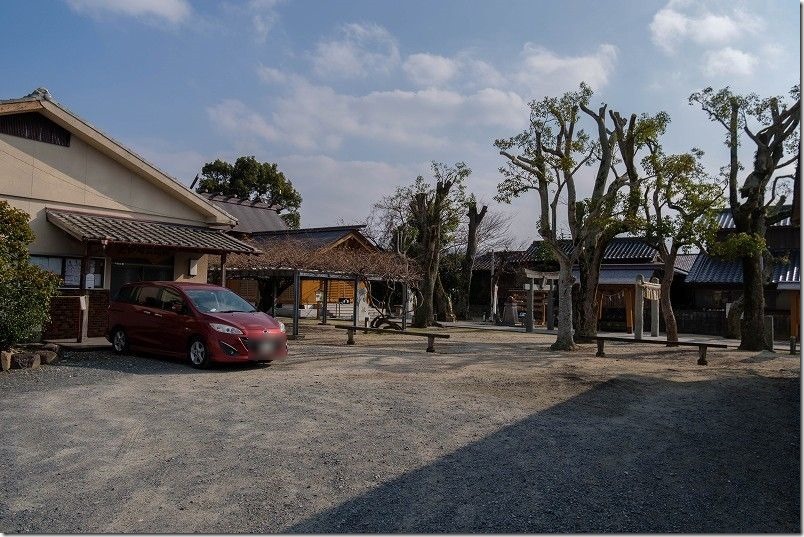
[546,285,555,330]
[625,287,634,334]
[634,275,644,340]
[220,252,228,288]
[650,276,660,337]
[292,270,300,337]
[597,291,604,320]
[271,277,277,317]
[319,278,329,325]
[525,281,534,333]
[352,276,359,328]
[401,284,409,331]
[347,328,355,345]
[489,250,495,321]
[77,248,89,343]
[596,338,605,357]
[426,335,435,353]
[790,291,799,341]
[697,346,708,366]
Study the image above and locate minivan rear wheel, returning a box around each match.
[111,328,129,355]
[188,338,211,369]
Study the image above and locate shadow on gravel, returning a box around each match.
[59,352,269,375]
[286,374,800,533]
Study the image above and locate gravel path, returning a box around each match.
[0,327,799,533]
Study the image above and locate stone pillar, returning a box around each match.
[634,275,644,340]
[650,276,660,337]
[525,282,534,333]
[546,285,555,330]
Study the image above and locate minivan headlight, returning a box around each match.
[210,323,243,335]
[279,322,286,333]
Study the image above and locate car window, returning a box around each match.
[184,288,257,313]
[115,286,136,303]
[136,286,161,308]
[160,288,185,312]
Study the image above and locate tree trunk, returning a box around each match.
[435,274,455,322]
[659,253,678,342]
[459,204,487,320]
[551,260,576,351]
[576,235,607,340]
[725,294,744,339]
[577,256,601,339]
[414,270,436,327]
[739,252,767,350]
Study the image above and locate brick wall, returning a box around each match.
[42,289,110,339]
[42,296,80,340]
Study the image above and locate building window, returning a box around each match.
[30,256,105,289]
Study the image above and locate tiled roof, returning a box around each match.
[200,193,288,233]
[250,226,370,250]
[473,250,530,272]
[600,238,657,261]
[572,266,659,285]
[552,238,658,262]
[716,207,794,229]
[686,250,800,287]
[46,210,258,254]
[673,253,698,274]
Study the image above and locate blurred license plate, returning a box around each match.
[258,340,275,354]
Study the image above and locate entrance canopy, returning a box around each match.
[46,209,257,254]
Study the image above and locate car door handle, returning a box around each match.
[142,310,152,315]
[153,313,163,318]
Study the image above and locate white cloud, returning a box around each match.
[206,99,280,144]
[403,53,459,87]
[650,2,763,54]
[249,0,281,42]
[65,0,191,24]
[279,154,416,226]
[703,47,758,76]
[312,23,400,79]
[650,6,689,53]
[514,43,618,93]
[256,65,289,84]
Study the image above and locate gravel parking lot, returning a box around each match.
[0,326,799,533]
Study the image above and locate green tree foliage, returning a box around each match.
[0,201,60,349]
[689,85,800,350]
[196,156,303,228]
[640,146,722,341]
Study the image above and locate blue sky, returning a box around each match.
[1,0,799,244]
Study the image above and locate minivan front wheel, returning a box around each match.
[188,338,211,368]
[111,328,129,355]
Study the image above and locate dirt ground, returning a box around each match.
[0,326,800,533]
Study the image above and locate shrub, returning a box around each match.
[0,201,60,350]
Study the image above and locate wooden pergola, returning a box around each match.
[210,236,419,337]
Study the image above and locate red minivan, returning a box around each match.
[107,281,288,368]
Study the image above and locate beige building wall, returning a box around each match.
[173,253,209,283]
[0,132,213,257]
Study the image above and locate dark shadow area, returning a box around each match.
[287,374,800,533]
[58,350,271,376]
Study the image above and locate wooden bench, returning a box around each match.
[595,335,729,365]
[332,324,450,353]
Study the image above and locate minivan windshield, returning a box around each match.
[184,288,257,313]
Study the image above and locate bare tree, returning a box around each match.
[409,163,470,327]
